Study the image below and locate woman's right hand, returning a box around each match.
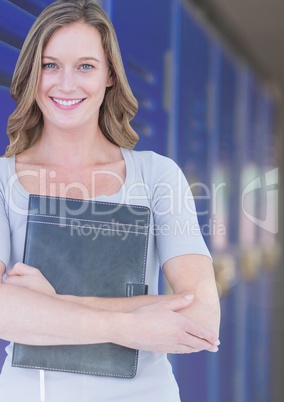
[112,296,220,354]
[4,262,56,296]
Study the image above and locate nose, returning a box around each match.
[57,67,77,93]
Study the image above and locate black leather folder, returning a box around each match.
[12,195,150,378]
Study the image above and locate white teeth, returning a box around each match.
[52,98,83,106]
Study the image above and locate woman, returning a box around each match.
[0,1,220,401]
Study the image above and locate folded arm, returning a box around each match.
[1,261,219,353]
[163,254,221,344]
[3,258,220,353]
[0,261,115,346]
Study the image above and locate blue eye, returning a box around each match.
[42,63,56,69]
[80,64,93,70]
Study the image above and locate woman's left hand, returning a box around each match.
[4,262,56,296]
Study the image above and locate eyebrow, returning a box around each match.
[42,56,101,63]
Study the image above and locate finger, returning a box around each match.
[169,346,198,355]
[173,343,218,354]
[182,332,219,352]
[184,321,219,346]
[8,262,36,276]
[4,275,24,286]
[155,338,213,355]
[176,328,211,351]
[7,262,26,276]
[5,272,39,288]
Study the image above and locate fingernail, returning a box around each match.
[184,295,194,300]
[214,340,221,346]
[212,346,219,352]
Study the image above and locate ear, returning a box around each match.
[106,68,114,87]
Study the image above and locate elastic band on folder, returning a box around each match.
[40,370,45,401]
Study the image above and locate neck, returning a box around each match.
[31,123,117,167]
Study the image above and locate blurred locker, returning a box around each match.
[239,75,276,402]
[104,0,172,155]
[214,49,240,402]
[233,67,255,402]
[240,74,263,402]
[176,3,212,246]
[249,87,277,402]
[0,86,16,152]
[173,3,217,402]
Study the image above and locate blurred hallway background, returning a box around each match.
[188,2,284,401]
[0,0,283,401]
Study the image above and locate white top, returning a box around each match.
[0,148,210,402]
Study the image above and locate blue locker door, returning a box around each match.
[233,68,253,402]
[247,272,272,402]
[174,5,214,402]
[240,72,259,402]
[176,5,212,246]
[0,85,16,152]
[106,0,172,155]
[217,50,239,402]
[238,71,272,402]
[205,42,223,402]
[251,88,277,402]
[239,76,276,402]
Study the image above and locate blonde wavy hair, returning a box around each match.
[5,0,139,157]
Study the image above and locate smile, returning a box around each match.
[51,98,85,106]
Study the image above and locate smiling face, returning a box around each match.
[36,22,113,132]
